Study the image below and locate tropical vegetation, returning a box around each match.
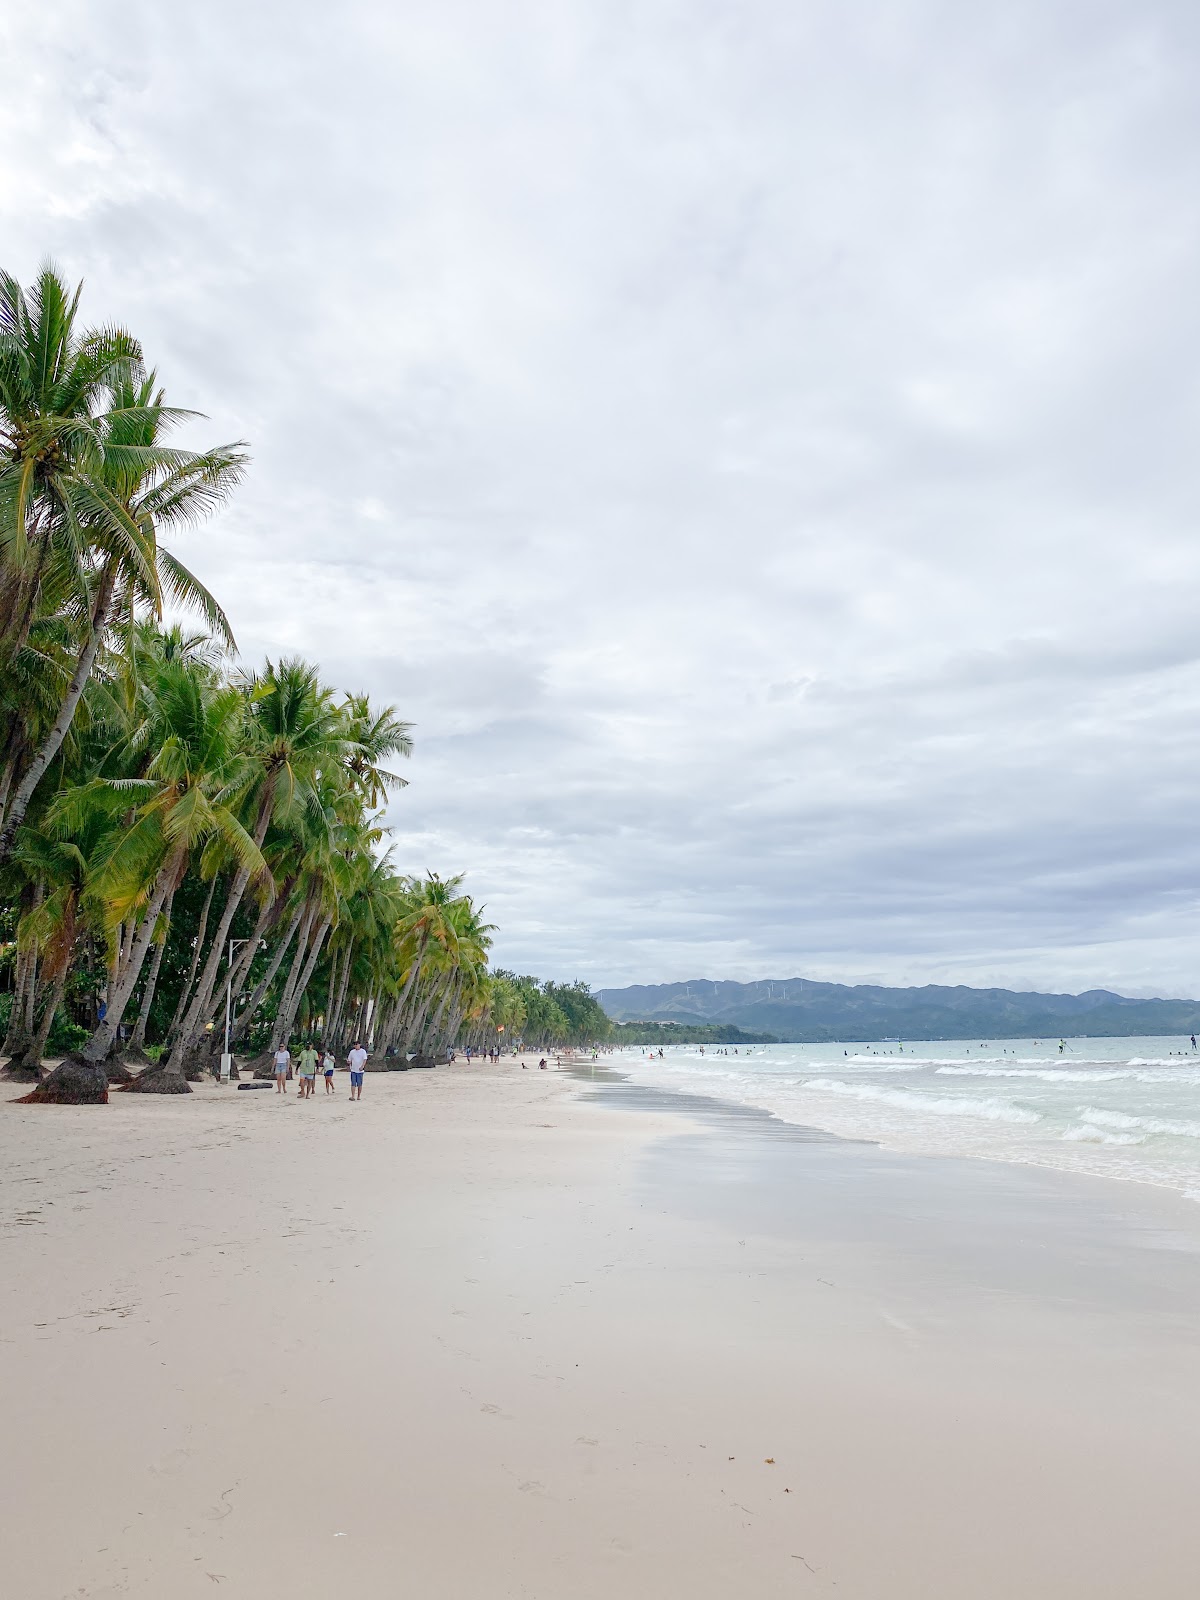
[608,1020,777,1046]
[463,974,612,1051]
[0,264,506,1102]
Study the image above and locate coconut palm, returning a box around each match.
[340,692,412,809]
[0,265,141,655]
[1,796,126,1078]
[0,355,246,860]
[24,654,266,1100]
[0,270,500,1096]
[162,657,346,1074]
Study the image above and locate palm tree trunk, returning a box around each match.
[442,1003,465,1051]
[380,1000,395,1052]
[385,941,426,1050]
[403,980,441,1053]
[369,997,386,1050]
[427,975,459,1051]
[0,559,118,861]
[166,790,274,1072]
[128,888,174,1052]
[2,942,32,1057]
[367,991,383,1050]
[268,902,316,1051]
[230,899,303,1045]
[22,948,40,1032]
[166,873,217,1041]
[0,508,56,660]
[273,916,331,1047]
[79,849,183,1063]
[385,1000,406,1050]
[16,955,71,1074]
[328,942,355,1046]
[4,884,42,1058]
[0,750,17,824]
[199,889,273,1031]
[323,943,343,1036]
[109,922,125,998]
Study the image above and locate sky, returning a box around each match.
[4,1,1200,996]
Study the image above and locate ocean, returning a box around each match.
[613,1035,1200,1198]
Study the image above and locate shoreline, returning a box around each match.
[4,1060,1200,1596]
[604,1038,1200,1202]
[591,1058,1200,1206]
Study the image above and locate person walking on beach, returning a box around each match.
[273,1045,291,1094]
[348,1041,367,1101]
[297,1043,319,1098]
[323,1047,337,1093]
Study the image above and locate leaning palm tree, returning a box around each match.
[0,264,141,656]
[0,799,121,1079]
[0,352,246,860]
[21,657,266,1101]
[161,657,346,1076]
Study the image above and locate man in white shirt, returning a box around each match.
[347,1042,368,1101]
[273,1046,290,1095]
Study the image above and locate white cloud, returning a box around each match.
[4,0,1200,992]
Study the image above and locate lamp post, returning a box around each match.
[222,937,263,1078]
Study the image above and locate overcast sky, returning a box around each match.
[5,2,1200,995]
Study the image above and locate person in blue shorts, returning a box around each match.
[348,1041,367,1101]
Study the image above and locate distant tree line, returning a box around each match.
[466,973,612,1050]
[608,1020,778,1046]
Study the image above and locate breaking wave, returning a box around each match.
[936,1065,1200,1084]
[1061,1124,1146,1146]
[802,1079,1041,1124]
[1079,1107,1200,1140]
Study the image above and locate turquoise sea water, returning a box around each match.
[613,1036,1200,1198]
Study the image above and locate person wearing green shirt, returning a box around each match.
[297,1045,320,1098]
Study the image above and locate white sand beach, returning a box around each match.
[3,1059,1200,1598]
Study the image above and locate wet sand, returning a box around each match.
[2,1058,1199,1597]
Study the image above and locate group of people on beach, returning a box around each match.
[272,1042,369,1100]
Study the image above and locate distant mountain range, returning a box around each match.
[594,977,1200,1042]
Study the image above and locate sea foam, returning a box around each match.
[802,1079,1040,1123]
[1079,1107,1200,1140]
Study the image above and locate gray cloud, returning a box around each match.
[5,1,1200,993]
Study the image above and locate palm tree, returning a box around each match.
[340,692,412,809]
[0,265,141,656]
[23,655,266,1100]
[1,798,123,1079]
[0,353,246,860]
[162,657,346,1075]
[0,272,514,1095]
[366,874,494,1063]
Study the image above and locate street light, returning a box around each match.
[222,937,265,1079]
